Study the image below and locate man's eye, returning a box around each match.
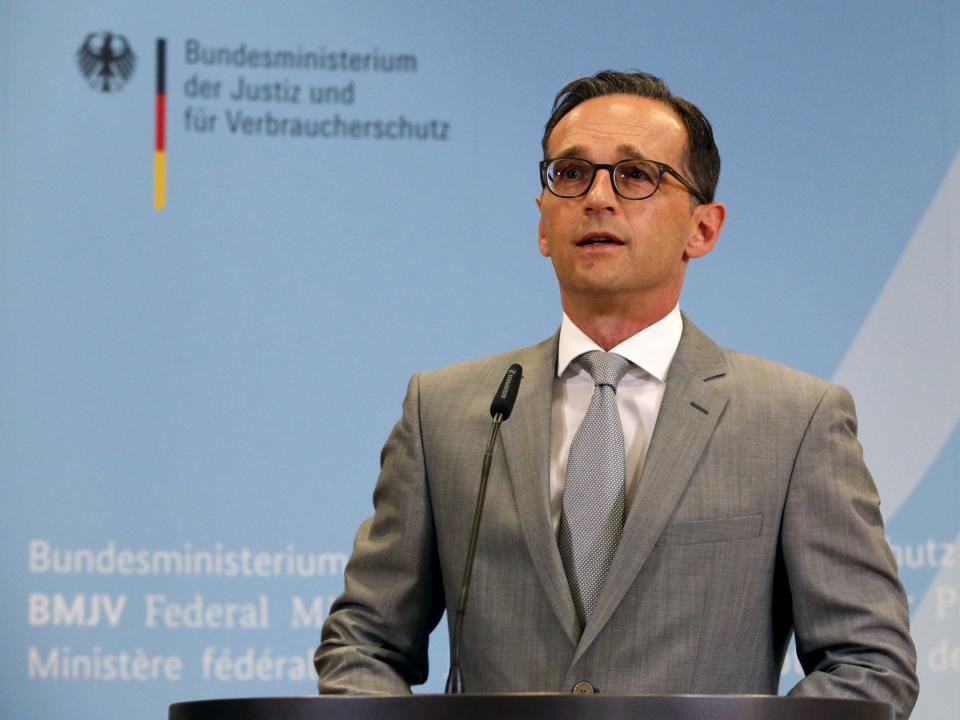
[554,162,584,180]
[620,163,653,181]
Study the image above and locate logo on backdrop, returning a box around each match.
[76,32,136,92]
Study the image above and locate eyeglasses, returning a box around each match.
[539,157,707,204]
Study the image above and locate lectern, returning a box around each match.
[170,694,892,720]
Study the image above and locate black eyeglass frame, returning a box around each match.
[539,157,708,205]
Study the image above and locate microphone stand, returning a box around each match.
[445,412,503,694]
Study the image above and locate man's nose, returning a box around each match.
[584,167,618,210]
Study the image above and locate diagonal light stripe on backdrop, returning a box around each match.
[833,150,960,519]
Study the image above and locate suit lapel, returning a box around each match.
[499,333,581,646]
[573,316,729,661]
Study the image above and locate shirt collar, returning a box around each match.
[557,305,683,383]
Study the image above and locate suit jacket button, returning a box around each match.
[571,681,595,694]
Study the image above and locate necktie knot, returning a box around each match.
[577,351,632,390]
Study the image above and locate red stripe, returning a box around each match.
[155,94,166,151]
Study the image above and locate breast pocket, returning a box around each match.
[655,514,763,546]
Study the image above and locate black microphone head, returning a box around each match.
[490,364,523,420]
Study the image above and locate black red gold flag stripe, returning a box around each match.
[154,38,166,209]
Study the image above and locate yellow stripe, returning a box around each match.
[154,151,166,210]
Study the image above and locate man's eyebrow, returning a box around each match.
[616,144,650,160]
[551,144,589,159]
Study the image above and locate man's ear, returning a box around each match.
[684,201,725,260]
[536,195,550,257]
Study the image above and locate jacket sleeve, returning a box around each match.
[315,374,446,693]
[782,384,919,719]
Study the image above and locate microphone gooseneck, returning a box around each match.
[445,363,523,694]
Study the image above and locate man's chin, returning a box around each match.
[560,279,636,303]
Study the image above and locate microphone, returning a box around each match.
[490,363,522,420]
[445,363,523,694]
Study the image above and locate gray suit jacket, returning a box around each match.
[316,317,918,718]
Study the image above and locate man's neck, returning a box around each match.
[561,294,677,351]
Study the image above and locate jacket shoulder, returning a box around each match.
[717,347,855,422]
[678,315,841,406]
[415,334,556,399]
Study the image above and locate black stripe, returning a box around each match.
[156,38,166,94]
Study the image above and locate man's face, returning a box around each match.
[537,94,720,314]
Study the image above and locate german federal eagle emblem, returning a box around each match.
[76,32,136,92]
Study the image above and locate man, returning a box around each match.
[315,70,918,718]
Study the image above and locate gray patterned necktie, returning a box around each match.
[558,350,632,628]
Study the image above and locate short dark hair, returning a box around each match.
[542,70,720,204]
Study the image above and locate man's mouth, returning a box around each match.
[577,233,625,247]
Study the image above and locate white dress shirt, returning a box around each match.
[548,305,683,531]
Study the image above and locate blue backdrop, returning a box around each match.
[1,1,957,718]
